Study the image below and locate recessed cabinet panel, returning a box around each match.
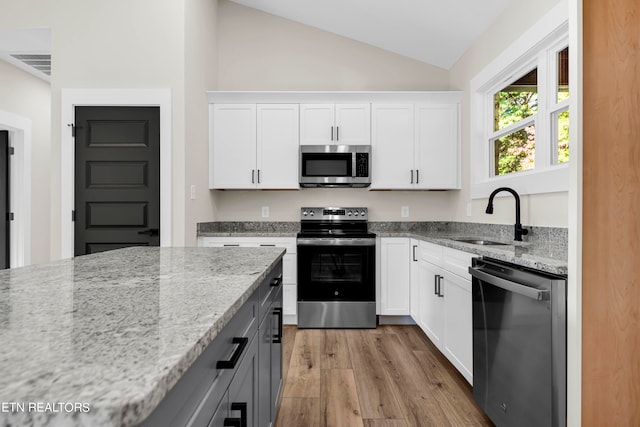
[300,104,335,145]
[371,104,415,189]
[257,104,299,189]
[415,104,460,189]
[210,104,257,189]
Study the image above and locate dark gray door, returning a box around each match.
[0,131,9,269]
[74,106,160,256]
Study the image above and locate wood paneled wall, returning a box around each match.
[583,0,640,425]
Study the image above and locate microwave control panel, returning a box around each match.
[355,153,369,177]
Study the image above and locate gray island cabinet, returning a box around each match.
[0,247,284,427]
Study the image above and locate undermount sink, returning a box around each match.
[452,238,510,246]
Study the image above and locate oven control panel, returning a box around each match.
[300,207,368,221]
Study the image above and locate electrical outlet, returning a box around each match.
[401,206,409,218]
[466,202,472,217]
[190,185,196,200]
[261,206,269,218]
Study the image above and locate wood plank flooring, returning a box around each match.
[276,325,493,427]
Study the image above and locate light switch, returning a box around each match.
[261,206,270,218]
[401,206,409,218]
[190,185,196,200]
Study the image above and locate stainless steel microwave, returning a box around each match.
[299,145,371,187]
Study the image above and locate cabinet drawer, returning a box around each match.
[442,247,474,279]
[259,263,283,324]
[420,241,443,265]
[139,292,258,427]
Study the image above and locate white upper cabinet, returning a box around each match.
[371,104,415,189]
[257,104,300,189]
[415,104,460,189]
[300,103,371,145]
[371,96,461,190]
[210,104,257,189]
[210,104,299,189]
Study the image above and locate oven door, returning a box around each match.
[297,239,375,302]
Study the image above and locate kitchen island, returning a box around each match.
[0,246,285,427]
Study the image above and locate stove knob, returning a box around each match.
[302,210,308,216]
[360,210,366,216]
[347,211,352,216]
[309,211,314,216]
[354,211,359,216]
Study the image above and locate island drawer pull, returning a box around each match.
[270,274,283,287]
[216,337,248,370]
[273,307,283,344]
[224,402,247,427]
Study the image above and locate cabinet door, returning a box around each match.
[210,104,257,189]
[270,288,283,424]
[258,314,271,427]
[418,260,444,349]
[334,104,371,145]
[228,336,258,427]
[409,239,421,322]
[380,238,411,315]
[371,104,415,189]
[415,104,460,189]
[442,272,473,384]
[257,104,300,189]
[300,104,335,145]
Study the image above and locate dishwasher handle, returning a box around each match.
[469,266,549,301]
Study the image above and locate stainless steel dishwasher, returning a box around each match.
[469,257,566,427]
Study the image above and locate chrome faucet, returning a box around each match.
[485,187,529,241]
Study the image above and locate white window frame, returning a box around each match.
[470,3,569,199]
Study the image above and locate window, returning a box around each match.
[470,8,569,198]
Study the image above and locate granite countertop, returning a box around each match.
[0,246,285,427]
[197,221,568,275]
[375,231,567,275]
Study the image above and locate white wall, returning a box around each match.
[215,0,456,222]
[185,0,219,246]
[0,60,50,264]
[0,0,190,259]
[449,0,567,227]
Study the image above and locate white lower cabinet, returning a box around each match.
[198,237,297,325]
[415,241,474,384]
[379,238,411,315]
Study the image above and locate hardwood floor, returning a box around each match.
[276,325,493,427]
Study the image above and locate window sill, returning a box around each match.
[471,164,569,199]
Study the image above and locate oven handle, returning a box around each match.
[297,238,376,246]
[469,266,549,301]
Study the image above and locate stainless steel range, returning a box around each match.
[297,207,376,328]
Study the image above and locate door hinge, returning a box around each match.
[8,147,14,155]
[72,210,76,222]
[8,212,14,221]
[68,123,78,137]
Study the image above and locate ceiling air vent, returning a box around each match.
[10,53,51,76]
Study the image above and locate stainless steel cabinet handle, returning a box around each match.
[251,169,255,184]
[331,126,334,141]
[336,126,339,141]
[469,266,550,300]
[411,170,414,184]
[416,169,420,184]
[257,169,260,184]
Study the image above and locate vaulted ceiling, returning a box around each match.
[228,0,513,69]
